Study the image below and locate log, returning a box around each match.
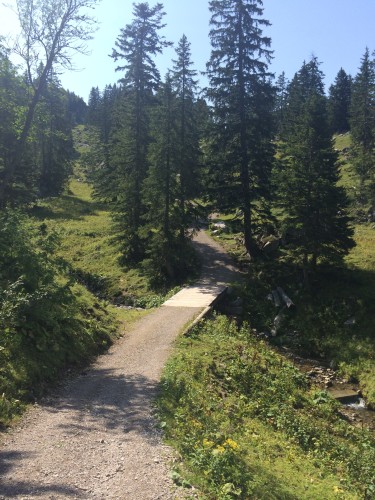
[276,287,294,308]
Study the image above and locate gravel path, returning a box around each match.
[0,231,241,499]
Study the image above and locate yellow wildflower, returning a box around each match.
[215,445,226,454]
[225,438,239,450]
[191,419,202,428]
[203,438,214,448]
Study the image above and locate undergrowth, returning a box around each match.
[0,210,119,426]
[158,315,375,499]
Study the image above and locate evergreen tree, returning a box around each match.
[0,50,31,204]
[142,75,180,283]
[350,48,375,204]
[108,2,171,262]
[206,0,274,259]
[278,58,354,282]
[274,71,289,137]
[171,34,201,238]
[66,91,87,126]
[87,87,102,126]
[328,68,352,134]
[36,81,74,197]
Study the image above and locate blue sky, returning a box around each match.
[1,0,375,101]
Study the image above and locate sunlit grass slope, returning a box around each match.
[158,316,374,499]
[32,178,152,303]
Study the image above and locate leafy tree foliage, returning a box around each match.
[206,0,274,259]
[14,0,99,147]
[0,51,76,203]
[0,0,99,206]
[0,51,30,204]
[350,48,375,204]
[0,209,81,368]
[327,68,352,134]
[278,58,354,280]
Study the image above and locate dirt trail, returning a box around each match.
[0,231,241,499]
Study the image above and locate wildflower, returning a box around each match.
[225,438,239,450]
[203,438,214,448]
[191,419,202,428]
[214,445,225,454]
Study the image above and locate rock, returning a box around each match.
[271,311,285,336]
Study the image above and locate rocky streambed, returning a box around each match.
[278,347,375,433]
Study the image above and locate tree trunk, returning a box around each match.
[238,8,259,260]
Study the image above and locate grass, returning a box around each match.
[210,224,375,409]
[31,178,155,303]
[205,135,375,409]
[334,132,352,152]
[158,315,375,499]
[0,168,155,427]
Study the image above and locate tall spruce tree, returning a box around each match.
[206,0,274,259]
[328,68,352,134]
[350,48,375,204]
[87,87,102,126]
[142,74,181,284]
[36,80,74,197]
[109,2,171,262]
[278,58,354,282]
[274,71,289,137]
[171,34,200,239]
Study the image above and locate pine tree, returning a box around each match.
[171,34,201,238]
[66,91,87,125]
[350,48,375,204]
[36,80,74,197]
[87,87,102,126]
[206,0,274,259]
[274,71,289,137]
[108,2,171,262]
[328,68,352,134]
[0,50,31,205]
[142,74,180,283]
[278,58,354,282]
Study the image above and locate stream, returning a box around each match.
[277,347,375,433]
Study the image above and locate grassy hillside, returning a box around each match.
[0,170,155,427]
[156,131,375,497]
[31,178,152,303]
[204,134,375,409]
[158,316,375,499]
